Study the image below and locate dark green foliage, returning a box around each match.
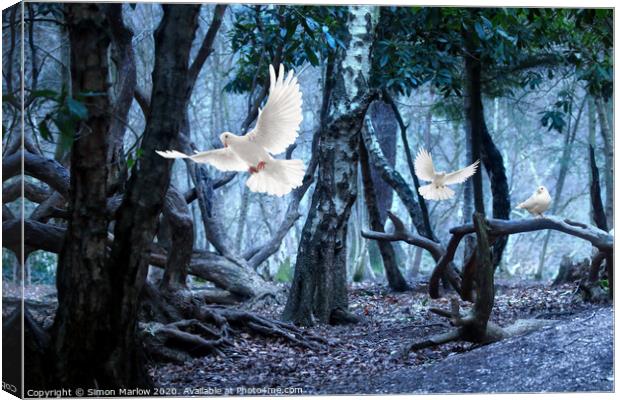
[372,7,611,132]
[539,88,575,133]
[126,148,143,170]
[226,5,349,94]
[29,87,94,152]
[569,10,613,99]
[372,7,535,97]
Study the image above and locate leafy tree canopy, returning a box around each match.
[226,5,349,93]
[372,7,612,102]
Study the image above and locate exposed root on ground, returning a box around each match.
[399,298,557,358]
[139,283,326,363]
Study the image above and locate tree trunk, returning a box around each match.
[235,188,250,252]
[359,131,409,291]
[160,186,193,290]
[52,4,201,389]
[463,36,485,216]
[587,97,608,232]
[480,115,510,266]
[461,25,493,337]
[461,121,476,267]
[535,97,584,280]
[282,6,378,326]
[368,101,397,223]
[589,145,608,231]
[361,118,431,240]
[52,3,117,388]
[464,213,495,340]
[595,98,613,230]
[366,101,399,275]
[410,247,423,278]
[383,91,435,240]
[106,4,137,194]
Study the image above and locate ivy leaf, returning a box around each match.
[539,110,565,133]
[324,31,336,49]
[496,27,516,44]
[305,17,318,31]
[127,148,143,169]
[481,15,493,29]
[474,21,488,41]
[379,54,389,68]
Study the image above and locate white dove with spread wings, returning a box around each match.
[414,149,480,201]
[157,64,305,197]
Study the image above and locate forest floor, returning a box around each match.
[3,279,612,395]
[150,280,612,395]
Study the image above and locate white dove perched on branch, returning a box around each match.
[157,65,305,197]
[516,186,551,217]
[414,149,480,201]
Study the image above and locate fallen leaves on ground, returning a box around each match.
[150,280,597,394]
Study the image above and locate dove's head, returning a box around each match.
[219,132,236,148]
[536,186,548,194]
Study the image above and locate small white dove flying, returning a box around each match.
[157,64,304,197]
[414,149,480,201]
[516,186,551,217]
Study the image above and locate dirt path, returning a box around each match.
[5,281,611,394]
[325,306,613,394]
[151,282,610,395]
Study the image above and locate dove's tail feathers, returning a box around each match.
[418,184,455,201]
[246,158,305,197]
[156,150,190,159]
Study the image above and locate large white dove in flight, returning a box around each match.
[414,149,480,201]
[516,186,551,217]
[156,64,304,197]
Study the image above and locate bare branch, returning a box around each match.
[361,211,444,261]
[188,5,227,86]
[429,216,613,298]
[3,179,51,204]
[361,116,431,240]
[3,218,65,254]
[3,151,69,197]
[183,172,237,203]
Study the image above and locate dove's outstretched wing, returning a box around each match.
[248,64,303,155]
[443,159,480,185]
[156,149,247,172]
[414,149,436,182]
